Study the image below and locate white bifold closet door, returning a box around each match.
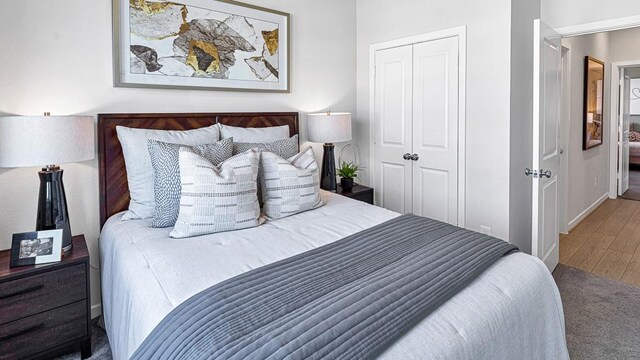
[373,36,459,225]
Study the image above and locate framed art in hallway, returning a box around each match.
[113,0,290,92]
[583,56,604,150]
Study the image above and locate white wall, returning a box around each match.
[509,0,540,253]
[356,0,513,240]
[561,32,611,227]
[0,0,357,316]
[542,0,640,30]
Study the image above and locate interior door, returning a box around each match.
[373,45,413,213]
[532,19,561,272]
[619,74,631,195]
[411,37,459,224]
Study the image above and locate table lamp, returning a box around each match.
[0,114,95,252]
[307,112,352,191]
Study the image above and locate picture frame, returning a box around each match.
[583,56,605,150]
[10,230,63,268]
[113,0,290,92]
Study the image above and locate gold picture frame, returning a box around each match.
[583,56,604,150]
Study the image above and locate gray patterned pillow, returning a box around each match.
[147,138,233,228]
[234,135,299,206]
[261,147,325,219]
[170,148,262,238]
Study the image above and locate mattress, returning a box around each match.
[100,191,568,360]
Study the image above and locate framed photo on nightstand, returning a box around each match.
[10,229,63,267]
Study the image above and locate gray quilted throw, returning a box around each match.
[132,214,518,360]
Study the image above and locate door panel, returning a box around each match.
[374,45,413,213]
[533,19,561,272]
[412,37,459,224]
[381,162,408,213]
[619,75,630,195]
[417,168,449,222]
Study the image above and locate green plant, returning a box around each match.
[337,161,360,179]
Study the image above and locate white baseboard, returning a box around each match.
[91,303,103,319]
[567,192,609,231]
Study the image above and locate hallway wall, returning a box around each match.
[562,32,611,228]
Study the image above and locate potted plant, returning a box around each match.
[337,161,360,191]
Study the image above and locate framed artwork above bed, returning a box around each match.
[113,0,290,92]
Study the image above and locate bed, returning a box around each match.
[98,112,568,360]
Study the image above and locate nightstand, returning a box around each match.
[0,235,91,360]
[337,184,374,205]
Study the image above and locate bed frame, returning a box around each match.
[97,112,299,228]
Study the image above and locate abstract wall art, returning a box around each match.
[113,0,290,92]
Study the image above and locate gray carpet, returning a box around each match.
[57,265,640,359]
[553,264,640,360]
[621,168,640,201]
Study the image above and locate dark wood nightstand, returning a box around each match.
[0,235,91,360]
[337,184,374,205]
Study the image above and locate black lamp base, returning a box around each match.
[320,143,337,192]
[37,167,73,253]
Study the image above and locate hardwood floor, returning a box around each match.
[560,198,640,287]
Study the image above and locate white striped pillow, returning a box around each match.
[261,147,325,220]
[170,148,262,238]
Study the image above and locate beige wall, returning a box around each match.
[0,0,357,316]
[356,0,513,240]
[562,32,611,227]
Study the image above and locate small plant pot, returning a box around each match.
[340,177,354,191]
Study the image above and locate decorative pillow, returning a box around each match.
[233,135,299,206]
[630,131,640,142]
[116,125,220,220]
[261,147,325,220]
[219,123,290,143]
[147,138,233,228]
[170,148,262,238]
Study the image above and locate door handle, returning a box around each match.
[403,153,411,160]
[525,168,539,178]
[410,154,419,161]
[540,169,552,178]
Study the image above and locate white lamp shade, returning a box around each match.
[0,115,95,168]
[307,112,352,143]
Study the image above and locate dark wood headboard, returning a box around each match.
[97,112,299,228]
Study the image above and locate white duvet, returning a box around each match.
[100,191,568,360]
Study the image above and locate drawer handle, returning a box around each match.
[0,285,44,300]
[0,323,44,342]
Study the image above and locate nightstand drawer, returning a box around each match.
[0,300,87,360]
[0,264,86,325]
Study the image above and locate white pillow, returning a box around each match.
[261,147,325,220]
[219,123,289,143]
[116,125,220,220]
[170,148,263,238]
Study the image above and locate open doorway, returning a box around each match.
[615,66,640,200]
[556,26,640,287]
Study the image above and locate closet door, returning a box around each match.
[411,37,459,224]
[373,45,413,213]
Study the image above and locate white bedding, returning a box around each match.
[100,191,568,360]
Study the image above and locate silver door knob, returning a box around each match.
[410,154,419,161]
[525,168,539,178]
[540,169,552,178]
[403,153,412,160]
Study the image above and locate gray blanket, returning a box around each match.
[132,214,518,360]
